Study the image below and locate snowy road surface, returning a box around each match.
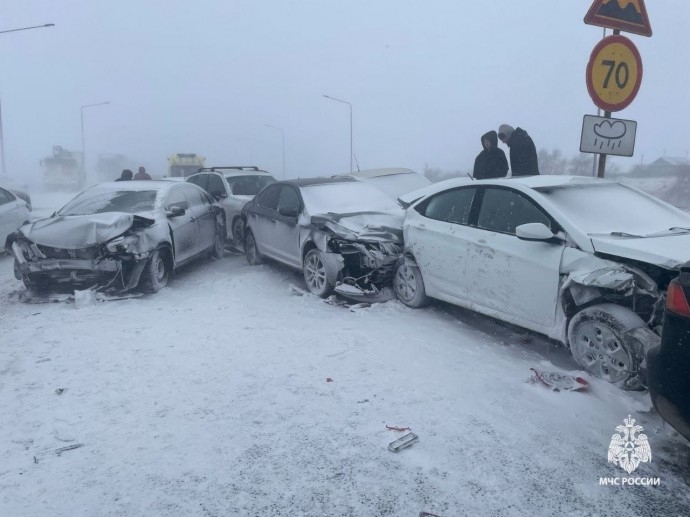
[1,193,689,517]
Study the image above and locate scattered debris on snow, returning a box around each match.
[388,432,419,452]
[386,425,411,432]
[55,444,84,456]
[528,368,590,392]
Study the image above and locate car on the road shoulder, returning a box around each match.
[7,180,225,294]
[647,263,690,441]
[187,166,276,249]
[241,176,403,300]
[394,174,690,390]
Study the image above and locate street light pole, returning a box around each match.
[323,94,353,173]
[264,124,285,178]
[81,102,110,181]
[0,22,55,175]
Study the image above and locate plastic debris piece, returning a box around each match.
[386,425,411,432]
[388,432,419,452]
[326,378,334,383]
[529,368,590,392]
[55,443,84,456]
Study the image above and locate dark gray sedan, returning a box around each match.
[7,181,225,294]
[241,177,403,299]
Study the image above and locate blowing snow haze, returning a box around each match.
[2,0,689,181]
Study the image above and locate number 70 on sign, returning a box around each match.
[586,35,643,112]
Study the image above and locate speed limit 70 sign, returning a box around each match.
[586,35,643,112]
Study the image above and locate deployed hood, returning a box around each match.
[312,211,403,242]
[590,233,690,270]
[19,212,153,249]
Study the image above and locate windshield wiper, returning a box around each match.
[645,227,690,237]
[609,231,643,238]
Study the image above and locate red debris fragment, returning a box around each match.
[386,425,411,432]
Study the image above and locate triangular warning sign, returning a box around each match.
[584,0,652,37]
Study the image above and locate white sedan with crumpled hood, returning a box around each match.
[395,175,690,390]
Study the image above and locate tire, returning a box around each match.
[303,249,335,298]
[139,249,170,293]
[211,230,225,259]
[244,230,263,265]
[232,218,244,252]
[393,259,429,308]
[567,303,646,390]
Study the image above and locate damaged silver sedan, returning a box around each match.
[241,177,403,300]
[6,181,225,295]
[396,175,690,390]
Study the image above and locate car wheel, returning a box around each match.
[211,230,225,259]
[303,249,335,298]
[393,260,429,308]
[139,249,170,293]
[232,218,244,252]
[567,303,646,390]
[245,230,263,265]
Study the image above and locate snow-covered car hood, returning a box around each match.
[312,211,403,242]
[18,212,154,249]
[590,233,690,270]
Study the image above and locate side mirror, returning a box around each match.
[279,207,299,218]
[515,222,554,241]
[167,206,186,217]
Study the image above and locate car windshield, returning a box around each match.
[300,182,401,214]
[536,183,690,236]
[57,189,158,216]
[225,175,275,195]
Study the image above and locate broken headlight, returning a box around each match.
[105,234,139,253]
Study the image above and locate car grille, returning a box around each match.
[36,245,100,260]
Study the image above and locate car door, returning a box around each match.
[405,187,476,301]
[0,187,27,246]
[271,185,303,267]
[465,187,564,330]
[247,184,281,259]
[206,174,232,239]
[165,186,198,263]
[182,184,217,254]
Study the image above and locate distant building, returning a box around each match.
[647,157,690,176]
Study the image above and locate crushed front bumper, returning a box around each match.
[12,241,147,292]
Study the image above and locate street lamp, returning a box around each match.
[264,124,285,178]
[81,102,110,181]
[0,22,55,175]
[323,94,353,173]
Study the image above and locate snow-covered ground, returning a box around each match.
[1,192,689,517]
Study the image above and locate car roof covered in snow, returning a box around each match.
[282,176,356,188]
[338,167,416,179]
[196,166,273,178]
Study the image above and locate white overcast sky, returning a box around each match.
[1,0,688,179]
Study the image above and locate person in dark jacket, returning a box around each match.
[473,130,509,179]
[115,169,133,181]
[498,124,540,176]
[133,166,152,180]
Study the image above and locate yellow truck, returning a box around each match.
[167,153,205,178]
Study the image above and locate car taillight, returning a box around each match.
[666,280,690,317]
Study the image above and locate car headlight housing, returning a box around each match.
[105,234,139,253]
